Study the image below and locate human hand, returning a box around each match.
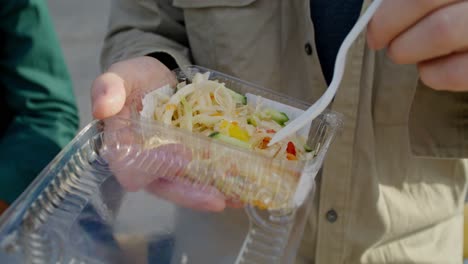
[368,0,468,91]
[91,56,227,211]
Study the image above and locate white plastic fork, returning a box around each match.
[269,0,383,146]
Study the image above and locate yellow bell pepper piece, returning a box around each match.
[228,123,250,142]
[219,120,250,142]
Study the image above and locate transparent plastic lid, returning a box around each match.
[0,66,342,264]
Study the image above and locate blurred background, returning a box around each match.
[46,0,110,128]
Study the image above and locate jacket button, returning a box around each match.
[304,42,313,55]
[326,209,338,223]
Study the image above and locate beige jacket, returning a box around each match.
[101,0,468,263]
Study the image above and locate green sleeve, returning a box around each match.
[0,0,79,203]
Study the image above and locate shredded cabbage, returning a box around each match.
[142,73,313,161]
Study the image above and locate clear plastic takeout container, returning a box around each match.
[0,66,342,263]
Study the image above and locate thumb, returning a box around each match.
[91,56,174,119]
[92,72,126,119]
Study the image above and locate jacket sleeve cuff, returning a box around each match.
[147,52,179,71]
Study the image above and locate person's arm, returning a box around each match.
[101,0,191,71]
[0,0,79,204]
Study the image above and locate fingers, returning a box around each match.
[103,138,229,212]
[225,199,245,209]
[103,142,192,192]
[91,56,175,119]
[367,0,459,50]
[146,178,226,212]
[387,2,468,64]
[418,51,468,91]
[100,123,228,212]
[367,0,468,91]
